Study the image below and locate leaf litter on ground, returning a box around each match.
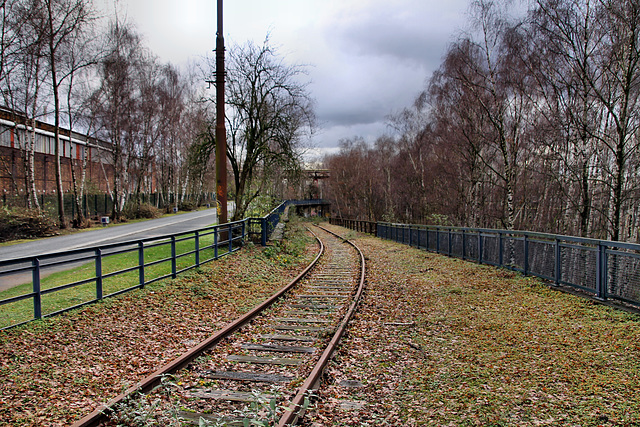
[0,220,316,426]
[302,225,640,427]
[2,221,640,426]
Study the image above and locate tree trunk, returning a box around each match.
[46,1,66,229]
[70,147,86,227]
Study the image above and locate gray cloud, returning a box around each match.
[104,0,471,151]
[303,1,470,148]
[330,4,463,68]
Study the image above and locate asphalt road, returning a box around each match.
[0,208,219,291]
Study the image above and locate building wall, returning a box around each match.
[0,110,114,196]
[0,145,114,195]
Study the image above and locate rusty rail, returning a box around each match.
[277,224,367,426]
[70,230,324,427]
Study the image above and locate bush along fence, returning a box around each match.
[0,200,314,331]
[0,192,216,220]
[250,199,330,245]
[330,218,640,309]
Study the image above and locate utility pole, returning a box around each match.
[215,0,228,224]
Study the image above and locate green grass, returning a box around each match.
[0,230,226,329]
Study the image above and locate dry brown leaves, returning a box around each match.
[0,230,316,427]
[3,223,640,427]
[303,226,640,426]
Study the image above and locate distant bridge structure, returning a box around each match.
[302,169,330,200]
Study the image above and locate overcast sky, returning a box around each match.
[98,0,472,157]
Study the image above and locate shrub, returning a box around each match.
[0,207,57,242]
[122,202,162,220]
[178,201,197,211]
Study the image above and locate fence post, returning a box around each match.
[214,227,219,259]
[228,224,233,253]
[32,258,42,320]
[195,231,200,267]
[554,237,561,286]
[596,243,606,300]
[261,217,267,246]
[426,226,430,250]
[478,230,483,264]
[448,228,452,256]
[171,236,177,279]
[436,228,440,254]
[138,242,145,287]
[462,229,466,260]
[96,248,103,300]
[408,225,412,247]
[499,231,503,267]
[523,235,529,275]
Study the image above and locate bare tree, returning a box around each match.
[154,63,188,211]
[218,38,315,220]
[91,21,144,222]
[591,0,640,241]
[428,4,532,232]
[2,0,50,211]
[387,94,434,222]
[40,0,95,228]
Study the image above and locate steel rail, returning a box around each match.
[277,225,367,426]
[70,229,324,427]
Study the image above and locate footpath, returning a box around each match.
[1,222,639,426]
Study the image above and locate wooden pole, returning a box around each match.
[215,0,228,224]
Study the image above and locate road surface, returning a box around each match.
[0,208,219,262]
[0,208,219,291]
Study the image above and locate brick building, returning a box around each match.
[0,108,114,197]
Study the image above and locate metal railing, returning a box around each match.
[329,218,377,235]
[334,219,640,308]
[0,199,331,330]
[254,199,330,246]
[0,219,249,330]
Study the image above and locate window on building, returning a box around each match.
[35,133,45,153]
[0,127,11,147]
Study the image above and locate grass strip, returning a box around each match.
[0,231,222,329]
[0,216,316,426]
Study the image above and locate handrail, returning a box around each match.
[0,219,247,330]
[333,217,640,309]
[0,200,331,330]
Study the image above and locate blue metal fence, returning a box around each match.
[0,219,250,330]
[330,219,640,308]
[0,200,331,330]
[256,199,330,246]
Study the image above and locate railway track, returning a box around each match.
[72,224,366,427]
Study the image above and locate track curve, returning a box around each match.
[71,224,366,427]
